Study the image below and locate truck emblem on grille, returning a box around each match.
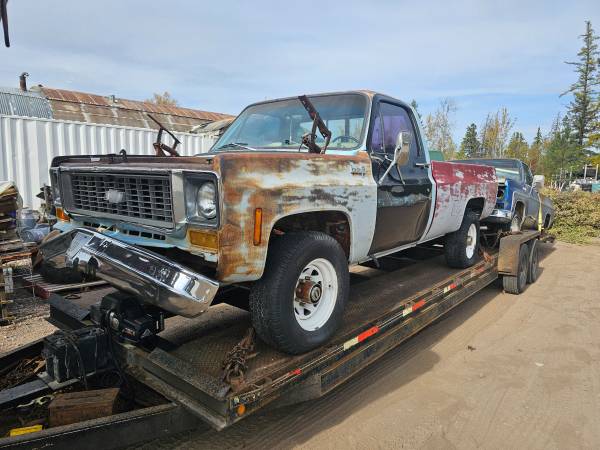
[104,189,125,204]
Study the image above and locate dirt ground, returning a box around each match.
[2,241,599,449]
[138,241,600,450]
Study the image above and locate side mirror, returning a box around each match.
[377,131,411,185]
[394,131,411,168]
[533,174,545,190]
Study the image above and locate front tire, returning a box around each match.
[510,212,523,233]
[445,210,481,269]
[250,231,349,354]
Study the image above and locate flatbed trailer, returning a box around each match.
[0,231,550,449]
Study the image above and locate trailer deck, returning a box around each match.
[0,231,547,448]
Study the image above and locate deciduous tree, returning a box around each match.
[145,91,179,107]
[424,98,457,159]
[479,108,515,158]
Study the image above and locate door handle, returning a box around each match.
[415,162,430,168]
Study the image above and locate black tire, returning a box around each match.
[503,244,529,294]
[527,240,539,284]
[445,210,481,269]
[510,212,523,233]
[39,260,85,284]
[250,231,349,354]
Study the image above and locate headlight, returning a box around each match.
[184,175,218,224]
[197,182,217,219]
[50,168,61,206]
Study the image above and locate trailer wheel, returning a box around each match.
[445,210,480,268]
[503,244,529,294]
[250,231,349,354]
[527,240,539,284]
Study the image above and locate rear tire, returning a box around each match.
[503,244,529,294]
[445,210,481,269]
[250,231,349,354]
[527,240,539,284]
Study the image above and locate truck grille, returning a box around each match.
[69,173,174,227]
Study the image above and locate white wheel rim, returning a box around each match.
[466,223,477,259]
[293,258,338,331]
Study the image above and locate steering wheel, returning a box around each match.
[331,135,359,145]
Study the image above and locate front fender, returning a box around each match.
[215,152,377,283]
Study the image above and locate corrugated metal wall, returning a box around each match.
[0,115,218,208]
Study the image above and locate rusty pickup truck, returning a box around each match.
[41,91,497,354]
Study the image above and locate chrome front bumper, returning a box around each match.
[484,208,512,223]
[40,228,219,317]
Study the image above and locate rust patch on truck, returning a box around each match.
[215,151,373,282]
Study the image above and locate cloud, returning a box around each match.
[1,0,598,141]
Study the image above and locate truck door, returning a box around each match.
[522,162,541,227]
[368,101,433,254]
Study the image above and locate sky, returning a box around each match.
[1,0,599,144]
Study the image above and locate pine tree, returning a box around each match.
[410,99,422,120]
[544,117,587,178]
[506,132,529,161]
[561,21,600,146]
[528,127,544,173]
[457,123,480,159]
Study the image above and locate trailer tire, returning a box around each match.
[250,231,349,354]
[503,244,529,294]
[445,210,480,269]
[527,240,539,284]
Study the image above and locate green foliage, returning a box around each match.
[543,116,587,178]
[561,21,600,146]
[543,190,600,244]
[506,131,529,160]
[457,123,480,159]
[410,99,422,120]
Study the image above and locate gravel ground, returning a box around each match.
[139,241,600,449]
[0,290,55,355]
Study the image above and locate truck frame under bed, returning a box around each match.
[0,231,547,449]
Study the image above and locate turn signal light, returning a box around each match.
[55,207,70,222]
[188,229,218,251]
[253,208,262,246]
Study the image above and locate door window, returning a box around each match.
[523,163,534,186]
[370,103,418,156]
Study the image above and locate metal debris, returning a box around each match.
[222,328,256,388]
[0,357,45,391]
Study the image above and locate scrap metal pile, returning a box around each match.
[0,182,32,325]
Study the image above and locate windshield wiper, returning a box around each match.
[298,95,332,154]
[217,142,257,151]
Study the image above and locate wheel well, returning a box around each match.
[514,201,525,217]
[465,197,485,217]
[271,211,351,258]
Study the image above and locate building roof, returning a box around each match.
[0,87,53,118]
[32,86,233,132]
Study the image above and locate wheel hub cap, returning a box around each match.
[296,280,322,304]
[293,258,339,331]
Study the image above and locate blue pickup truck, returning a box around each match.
[456,158,554,232]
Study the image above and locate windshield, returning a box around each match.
[213,94,367,152]
[460,159,521,183]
